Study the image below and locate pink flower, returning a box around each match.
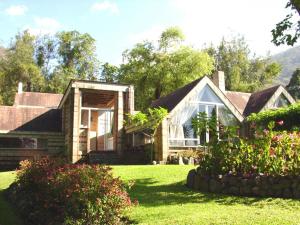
[263,129,269,135]
[277,120,284,126]
[269,147,276,157]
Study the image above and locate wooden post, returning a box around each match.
[154,118,169,162]
[72,88,81,163]
[117,91,124,155]
[128,85,134,114]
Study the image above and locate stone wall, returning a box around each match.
[187,169,300,199]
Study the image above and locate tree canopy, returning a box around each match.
[287,68,300,100]
[205,37,281,92]
[0,30,100,104]
[272,0,300,46]
[0,31,45,105]
[119,27,214,111]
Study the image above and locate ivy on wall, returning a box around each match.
[247,103,300,130]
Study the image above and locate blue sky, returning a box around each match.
[0,0,296,65]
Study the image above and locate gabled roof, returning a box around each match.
[150,78,202,112]
[243,85,280,116]
[150,76,244,122]
[14,92,63,108]
[225,91,251,115]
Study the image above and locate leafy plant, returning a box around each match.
[197,121,300,176]
[126,107,168,161]
[247,102,300,131]
[8,158,133,225]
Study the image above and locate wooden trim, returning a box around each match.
[262,86,296,111]
[167,76,244,122]
[59,80,131,109]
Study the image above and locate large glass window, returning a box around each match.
[168,85,238,147]
[273,94,290,108]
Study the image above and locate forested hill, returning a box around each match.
[271,46,300,85]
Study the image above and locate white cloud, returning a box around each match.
[91,1,119,14]
[5,5,27,16]
[25,17,62,35]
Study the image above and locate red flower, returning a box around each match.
[269,147,276,157]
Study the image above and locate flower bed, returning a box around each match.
[186,121,300,199]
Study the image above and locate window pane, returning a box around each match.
[218,105,238,126]
[81,110,89,127]
[0,137,47,149]
[273,94,289,108]
[198,85,222,103]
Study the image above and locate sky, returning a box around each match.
[0,0,296,65]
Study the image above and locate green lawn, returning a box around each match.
[1,165,300,225]
[0,171,22,225]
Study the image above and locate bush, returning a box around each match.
[8,158,132,225]
[247,102,300,131]
[197,122,300,176]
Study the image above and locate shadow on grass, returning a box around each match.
[0,189,22,225]
[127,178,300,209]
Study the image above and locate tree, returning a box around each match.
[0,31,45,105]
[205,37,281,92]
[100,63,119,82]
[34,35,57,79]
[46,31,100,93]
[272,0,300,46]
[119,27,214,111]
[287,68,300,100]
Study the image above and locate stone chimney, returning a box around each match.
[212,71,225,92]
[18,82,23,94]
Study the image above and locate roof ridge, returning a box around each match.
[225,90,251,95]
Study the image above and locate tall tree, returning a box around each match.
[0,31,45,105]
[119,27,214,111]
[287,68,300,100]
[34,35,57,79]
[47,31,100,93]
[272,0,300,46]
[206,37,281,92]
[100,63,119,83]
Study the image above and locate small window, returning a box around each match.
[0,137,47,149]
[81,110,89,128]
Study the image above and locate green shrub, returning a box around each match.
[247,102,300,131]
[8,158,132,225]
[198,122,300,176]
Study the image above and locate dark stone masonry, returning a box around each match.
[186,169,300,199]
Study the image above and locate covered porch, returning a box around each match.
[59,80,134,163]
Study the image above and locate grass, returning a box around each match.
[0,171,22,225]
[1,165,300,225]
[113,165,300,225]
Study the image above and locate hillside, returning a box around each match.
[271,46,300,85]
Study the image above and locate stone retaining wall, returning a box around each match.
[186,169,300,199]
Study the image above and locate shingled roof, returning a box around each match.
[14,92,63,108]
[225,91,251,115]
[150,78,202,112]
[0,106,62,132]
[243,85,280,116]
